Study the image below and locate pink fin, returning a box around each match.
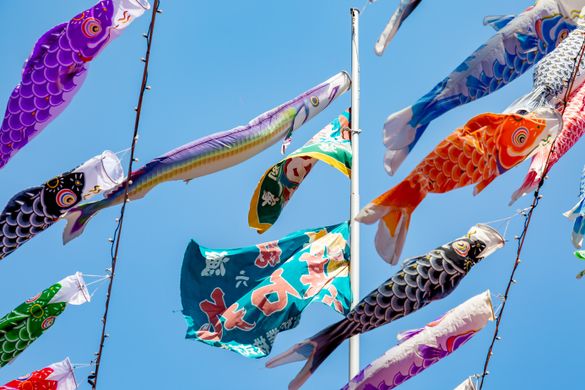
[510,147,548,205]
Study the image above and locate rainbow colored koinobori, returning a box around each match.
[358,109,559,265]
[0,0,150,169]
[382,0,585,176]
[62,72,351,243]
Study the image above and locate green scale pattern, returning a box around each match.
[0,283,66,367]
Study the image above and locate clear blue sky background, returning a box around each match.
[0,1,583,389]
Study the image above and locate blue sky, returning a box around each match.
[0,0,583,389]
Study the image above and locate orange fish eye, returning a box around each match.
[511,127,529,146]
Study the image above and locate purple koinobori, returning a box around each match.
[62,72,351,243]
[0,0,150,169]
[342,291,494,390]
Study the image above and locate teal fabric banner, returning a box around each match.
[180,222,351,358]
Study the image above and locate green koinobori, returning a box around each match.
[0,273,90,367]
[180,222,351,358]
[248,111,352,234]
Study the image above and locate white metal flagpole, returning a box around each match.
[349,7,361,381]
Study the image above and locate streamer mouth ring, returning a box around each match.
[475,224,505,243]
[133,0,151,10]
[100,151,125,187]
[470,224,506,259]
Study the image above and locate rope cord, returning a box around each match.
[478,34,585,389]
[88,2,161,388]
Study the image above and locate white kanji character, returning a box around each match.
[231,344,261,358]
[267,165,280,181]
[266,328,279,344]
[261,190,279,207]
[235,270,250,288]
[253,336,271,355]
[201,251,230,277]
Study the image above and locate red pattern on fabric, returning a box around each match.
[299,250,329,298]
[198,288,257,340]
[321,285,344,313]
[254,241,282,268]
[251,269,300,316]
[1,367,58,390]
[197,288,228,341]
[223,303,256,331]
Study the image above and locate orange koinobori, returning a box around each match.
[357,108,561,265]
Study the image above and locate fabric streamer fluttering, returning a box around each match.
[573,250,585,278]
[513,22,585,110]
[374,0,422,56]
[0,151,123,260]
[383,0,585,175]
[358,110,558,265]
[0,273,90,367]
[266,225,504,389]
[249,110,352,233]
[512,23,585,203]
[564,165,585,249]
[0,358,78,389]
[343,290,494,390]
[454,377,477,390]
[0,0,150,169]
[181,222,351,358]
[62,72,350,243]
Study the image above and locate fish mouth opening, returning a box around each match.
[470,224,505,258]
[100,150,126,186]
[474,223,505,243]
[340,70,351,88]
[527,106,563,158]
[130,0,151,10]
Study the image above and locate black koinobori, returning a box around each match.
[266,224,505,389]
[0,151,123,260]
